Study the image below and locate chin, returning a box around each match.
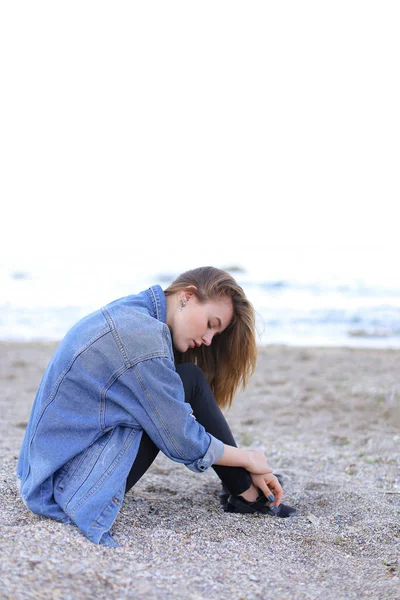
[173,339,188,353]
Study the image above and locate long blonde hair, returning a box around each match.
[164,266,257,409]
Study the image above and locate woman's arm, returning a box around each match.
[214,445,272,474]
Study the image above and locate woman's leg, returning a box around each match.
[125,362,252,496]
[176,363,252,496]
[125,431,159,493]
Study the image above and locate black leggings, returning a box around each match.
[125,363,252,496]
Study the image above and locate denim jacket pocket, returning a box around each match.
[55,448,92,493]
[54,431,114,510]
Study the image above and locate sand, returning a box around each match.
[0,341,399,599]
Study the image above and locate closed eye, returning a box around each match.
[209,317,222,331]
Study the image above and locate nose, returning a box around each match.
[202,331,214,346]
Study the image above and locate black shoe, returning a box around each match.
[223,493,297,518]
[218,474,286,510]
[219,484,231,507]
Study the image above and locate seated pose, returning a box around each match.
[17,266,296,547]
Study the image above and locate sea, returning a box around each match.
[1,246,400,349]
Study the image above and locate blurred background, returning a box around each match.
[1,1,399,347]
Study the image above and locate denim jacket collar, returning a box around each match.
[145,285,167,324]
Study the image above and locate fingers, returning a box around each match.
[248,466,273,475]
[269,477,284,507]
[250,473,275,503]
[257,481,273,499]
[250,472,284,507]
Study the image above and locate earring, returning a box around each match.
[178,298,186,312]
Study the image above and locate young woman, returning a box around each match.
[17,266,295,547]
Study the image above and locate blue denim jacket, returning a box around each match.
[17,285,224,547]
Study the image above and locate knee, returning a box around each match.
[175,362,205,384]
[176,362,202,375]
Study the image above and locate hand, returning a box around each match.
[245,449,272,475]
[250,472,283,507]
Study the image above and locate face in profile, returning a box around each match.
[171,291,233,353]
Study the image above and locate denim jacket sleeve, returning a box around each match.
[116,357,224,473]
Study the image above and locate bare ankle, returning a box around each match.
[239,484,259,503]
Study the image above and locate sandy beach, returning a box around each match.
[0,341,399,599]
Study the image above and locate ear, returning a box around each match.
[182,285,198,302]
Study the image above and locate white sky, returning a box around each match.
[1,1,399,269]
